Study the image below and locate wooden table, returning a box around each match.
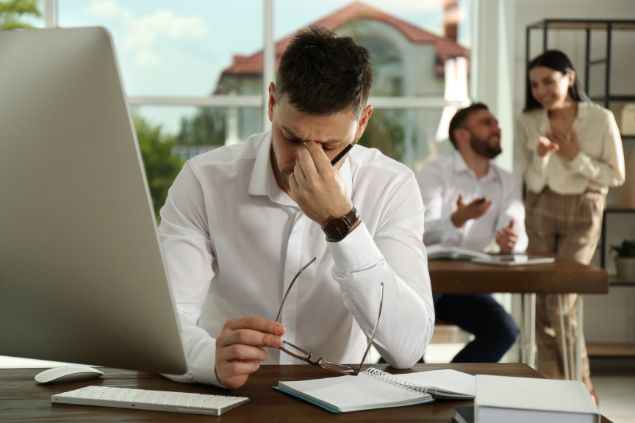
[428,253,609,294]
[428,253,610,380]
[0,364,611,422]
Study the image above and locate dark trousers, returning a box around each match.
[378,294,518,364]
[434,293,518,363]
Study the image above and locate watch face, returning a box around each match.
[326,218,349,240]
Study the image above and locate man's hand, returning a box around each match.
[545,129,580,161]
[495,220,518,252]
[536,134,559,157]
[215,317,284,389]
[288,142,353,226]
[451,193,493,228]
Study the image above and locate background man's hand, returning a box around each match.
[545,129,580,161]
[451,193,493,228]
[495,220,518,252]
[215,317,284,389]
[288,142,353,226]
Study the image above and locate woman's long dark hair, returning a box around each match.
[524,50,591,112]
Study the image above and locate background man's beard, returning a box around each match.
[470,135,502,159]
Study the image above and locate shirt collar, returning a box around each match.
[453,150,498,182]
[248,131,354,206]
[536,101,590,133]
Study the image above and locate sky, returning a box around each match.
[26,0,473,134]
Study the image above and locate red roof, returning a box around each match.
[221,1,469,78]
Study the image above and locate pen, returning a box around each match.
[330,139,357,167]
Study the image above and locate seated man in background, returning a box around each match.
[158,26,434,389]
[416,103,527,363]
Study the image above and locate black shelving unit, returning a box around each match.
[526,19,635,276]
[526,19,635,110]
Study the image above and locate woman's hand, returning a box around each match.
[536,135,559,157]
[546,129,581,161]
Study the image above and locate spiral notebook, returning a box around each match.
[274,368,475,413]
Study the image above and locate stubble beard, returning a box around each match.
[271,148,293,191]
[470,133,502,160]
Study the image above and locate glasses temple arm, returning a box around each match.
[356,282,384,373]
[275,257,316,323]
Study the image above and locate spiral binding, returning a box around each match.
[364,368,433,396]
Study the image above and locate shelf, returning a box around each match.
[591,95,635,102]
[610,277,635,286]
[587,343,635,357]
[528,20,635,31]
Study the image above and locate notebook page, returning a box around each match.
[279,373,428,412]
[397,369,476,396]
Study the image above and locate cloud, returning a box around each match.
[83,0,132,21]
[83,1,209,67]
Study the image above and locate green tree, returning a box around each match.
[134,114,184,220]
[358,109,406,162]
[178,107,226,146]
[0,0,41,30]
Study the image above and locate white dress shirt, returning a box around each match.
[416,152,528,253]
[515,101,625,195]
[158,131,434,387]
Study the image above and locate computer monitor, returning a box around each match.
[0,27,188,375]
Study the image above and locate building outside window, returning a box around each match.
[6,0,473,210]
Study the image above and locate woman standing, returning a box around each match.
[516,50,625,401]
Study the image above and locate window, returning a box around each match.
[47,0,474,202]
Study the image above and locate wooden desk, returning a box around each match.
[429,253,609,294]
[428,253,610,380]
[0,364,611,422]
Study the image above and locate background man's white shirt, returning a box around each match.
[416,151,528,253]
[158,132,434,387]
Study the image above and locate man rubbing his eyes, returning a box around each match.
[158,26,434,389]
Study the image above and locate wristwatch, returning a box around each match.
[322,207,360,242]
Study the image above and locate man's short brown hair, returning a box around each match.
[276,26,373,120]
[448,103,489,148]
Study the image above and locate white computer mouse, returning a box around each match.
[35,366,104,384]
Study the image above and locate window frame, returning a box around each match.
[45,0,473,131]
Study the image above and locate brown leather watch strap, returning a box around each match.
[344,207,360,227]
[323,207,360,242]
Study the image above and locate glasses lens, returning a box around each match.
[281,341,310,359]
[320,361,356,374]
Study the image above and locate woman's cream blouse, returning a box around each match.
[515,101,625,195]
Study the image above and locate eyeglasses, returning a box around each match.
[275,257,384,376]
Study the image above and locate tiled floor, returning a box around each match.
[589,358,635,423]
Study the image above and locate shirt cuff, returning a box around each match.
[568,150,591,172]
[439,213,463,235]
[532,151,550,171]
[327,221,383,275]
[190,339,226,388]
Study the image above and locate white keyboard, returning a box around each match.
[51,386,249,416]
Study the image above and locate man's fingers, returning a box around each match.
[288,173,299,195]
[226,317,285,336]
[218,343,269,362]
[217,360,261,379]
[221,328,283,349]
[304,141,332,174]
[298,145,319,179]
[293,163,307,186]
